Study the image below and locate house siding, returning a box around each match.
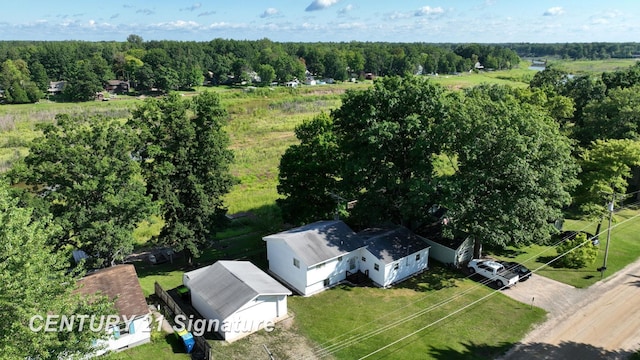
[265,237,309,295]
[379,248,430,287]
[95,315,151,355]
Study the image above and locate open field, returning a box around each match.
[547,58,639,74]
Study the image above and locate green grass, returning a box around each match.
[288,264,546,359]
[547,58,639,74]
[492,207,640,288]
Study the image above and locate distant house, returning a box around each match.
[264,220,431,296]
[105,80,130,94]
[182,261,291,342]
[284,80,298,88]
[358,226,431,287]
[47,81,65,95]
[76,264,151,355]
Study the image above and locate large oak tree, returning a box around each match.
[130,92,236,264]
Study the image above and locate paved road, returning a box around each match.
[500,259,640,360]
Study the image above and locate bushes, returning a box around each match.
[557,232,598,268]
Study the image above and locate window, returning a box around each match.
[416,253,421,261]
[393,263,399,271]
[374,263,379,271]
[293,258,300,268]
[324,278,330,287]
[361,256,366,262]
[338,256,343,261]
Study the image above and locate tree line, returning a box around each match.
[0,36,521,103]
[506,42,640,60]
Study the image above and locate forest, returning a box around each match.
[1,36,527,104]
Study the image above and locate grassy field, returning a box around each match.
[492,206,640,288]
[546,58,639,74]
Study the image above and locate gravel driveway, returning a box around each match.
[499,260,640,360]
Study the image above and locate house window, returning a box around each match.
[393,263,399,271]
[416,253,421,261]
[361,256,366,262]
[324,278,330,287]
[293,258,300,268]
[374,263,379,271]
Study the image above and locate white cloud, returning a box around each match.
[414,6,444,17]
[181,3,202,12]
[338,4,354,15]
[149,20,201,31]
[543,7,564,16]
[386,11,412,20]
[260,8,279,18]
[305,0,339,12]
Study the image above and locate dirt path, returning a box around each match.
[500,259,640,359]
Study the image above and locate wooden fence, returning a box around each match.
[154,282,212,360]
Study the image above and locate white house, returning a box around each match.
[263,220,366,296]
[358,226,431,287]
[76,265,151,356]
[183,261,291,342]
[264,221,431,295]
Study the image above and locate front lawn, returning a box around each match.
[288,264,546,359]
[493,207,640,288]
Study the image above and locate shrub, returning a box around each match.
[557,232,598,268]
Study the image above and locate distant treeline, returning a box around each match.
[0,36,521,103]
[504,42,640,60]
[1,37,638,105]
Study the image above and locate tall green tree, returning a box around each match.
[16,115,154,267]
[0,180,114,359]
[574,139,640,217]
[575,85,640,145]
[331,76,448,228]
[278,113,341,224]
[442,85,578,257]
[130,92,236,264]
[62,60,102,102]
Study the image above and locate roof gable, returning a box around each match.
[76,264,149,318]
[264,220,365,266]
[359,226,431,264]
[186,261,291,320]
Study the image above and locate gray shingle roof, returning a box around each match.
[186,261,291,320]
[264,220,365,267]
[358,226,431,264]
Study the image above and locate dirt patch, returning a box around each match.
[210,313,331,360]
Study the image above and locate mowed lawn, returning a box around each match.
[288,264,546,360]
[493,207,640,288]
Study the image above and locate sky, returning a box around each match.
[1,0,639,43]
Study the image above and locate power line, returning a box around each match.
[354,207,640,359]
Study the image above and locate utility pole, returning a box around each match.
[599,193,616,279]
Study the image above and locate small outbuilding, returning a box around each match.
[182,261,291,342]
[76,264,151,355]
[422,233,474,268]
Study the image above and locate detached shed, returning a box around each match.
[183,261,291,342]
[422,234,474,268]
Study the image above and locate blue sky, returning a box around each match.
[1,0,639,42]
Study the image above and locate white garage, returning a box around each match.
[183,261,291,342]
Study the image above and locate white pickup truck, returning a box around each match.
[467,259,519,288]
